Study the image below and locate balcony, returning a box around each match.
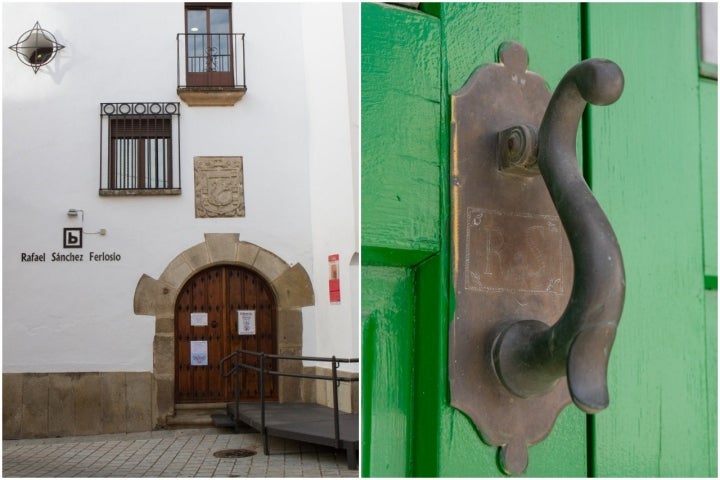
[177,33,246,106]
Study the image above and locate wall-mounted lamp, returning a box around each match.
[67,208,83,221]
[67,209,106,235]
[9,21,65,74]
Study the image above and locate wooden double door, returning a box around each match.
[175,265,277,403]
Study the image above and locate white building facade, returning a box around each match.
[3,2,359,438]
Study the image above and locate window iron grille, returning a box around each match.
[99,102,181,195]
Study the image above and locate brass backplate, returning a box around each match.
[449,43,574,473]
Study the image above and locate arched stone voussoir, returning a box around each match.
[158,255,193,290]
[274,263,315,308]
[182,243,211,271]
[133,275,176,316]
[253,248,291,283]
[205,233,241,263]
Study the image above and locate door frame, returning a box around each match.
[134,233,314,426]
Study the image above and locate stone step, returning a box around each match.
[211,413,236,428]
[175,402,227,414]
[166,403,227,427]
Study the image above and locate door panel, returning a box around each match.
[361,4,441,477]
[584,4,716,476]
[361,3,586,477]
[361,266,415,477]
[226,268,277,400]
[362,2,716,476]
[175,267,226,402]
[700,77,718,477]
[175,265,277,403]
[361,3,441,264]
[443,3,581,95]
[439,4,587,476]
[185,6,234,87]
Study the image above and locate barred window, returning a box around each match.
[100,103,181,195]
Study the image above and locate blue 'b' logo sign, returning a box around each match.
[63,228,83,249]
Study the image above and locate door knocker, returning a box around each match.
[449,41,625,475]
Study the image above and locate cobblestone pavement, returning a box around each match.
[2,427,358,477]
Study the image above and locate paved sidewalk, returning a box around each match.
[2,427,358,477]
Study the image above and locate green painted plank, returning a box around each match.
[705,290,718,477]
[413,254,446,476]
[434,3,588,476]
[700,78,717,279]
[361,266,416,477]
[433,402,587,478]
[361,4,443,477]
[699,71,717,479]
[586,4,713,476]
[361,245,435,269]
[444,2,581,95]
[361,4,441,257]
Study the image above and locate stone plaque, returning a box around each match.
[194,156,245,218]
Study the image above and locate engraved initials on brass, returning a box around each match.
[465,208,564,294]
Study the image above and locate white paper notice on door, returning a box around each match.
[190,340,208,366]
[190,312,208,327]
[238,310,256,335]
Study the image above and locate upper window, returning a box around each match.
[176,3,246,106]
[185,3,234,87]
[99,103,181,196]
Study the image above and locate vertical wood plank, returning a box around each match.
[700,78,718,280]
[361,266,415,477]
[705,290,718,477]
[586,4,714,476]
[225,267,277,400]
[361,4,441,266]
[361,3,441,476]
[444,3,582,95]
[175,283,192,402]
[362,2,588,476]
[194,270,210,399]
[700,78,717,473]
[435,3,588,476]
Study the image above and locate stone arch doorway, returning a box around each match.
[133,233,314,426]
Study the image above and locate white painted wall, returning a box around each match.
[2,3,358,372]
[301,3,359,369]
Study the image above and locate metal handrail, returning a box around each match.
[219,349,240,376]
[223,362,357,382]
[217,349,358,453]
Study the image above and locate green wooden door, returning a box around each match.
[361,3,717,477]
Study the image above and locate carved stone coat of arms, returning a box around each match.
[194,156,245,218]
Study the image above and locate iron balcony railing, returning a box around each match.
[177,33,246,89]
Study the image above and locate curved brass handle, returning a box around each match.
[492,59,626,413]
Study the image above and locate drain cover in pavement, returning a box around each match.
[213,449,257,458]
